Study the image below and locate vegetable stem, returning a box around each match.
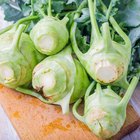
[85,82,95,100]
[70,23,84,62]
[109,16,131,48]
[48,0,52,16]
[16,87,50,103]
[102,22,112,52]
[72,99,85,122]
[38,8,46,17]
[106,0,113,20]
[0,24,14,35]
[31,0,34,15]
[12,24,26,50]
[14,16,39,29]
[119,77,139,107]
[88,0,101,40]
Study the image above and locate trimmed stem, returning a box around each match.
[119,77,139,107]
[72,99,85,122]
[16,87,51,103]
[85,82,95,100]
[12,24,26,50]
[0,24,14,35]
[88,0,101,40]
[48,0,52,16]
[102,22,112,52]
[109,16,131,47]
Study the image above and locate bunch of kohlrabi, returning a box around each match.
[0,0,139,139]
[71,0,131,89]
[0,16,45,88]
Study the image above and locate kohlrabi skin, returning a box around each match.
[70,0,131,89]
[17,46,90,114]
[30,0,69,55]
[73,77,138,139]
[0,16,45,88]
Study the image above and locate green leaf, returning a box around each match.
[0,0,9,5]
[116,0,140,27]
[129,25,140,46]
[52,1,65,13]
[1,3,23,22]
[75,28,90,53]
[67,0,83,7]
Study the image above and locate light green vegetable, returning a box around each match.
[73,76,138,139]
[0,16,45,88]
[70,0,131,89]
[17,46,90,114]
[30,0,69,55]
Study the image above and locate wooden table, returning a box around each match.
[0,84,139,140]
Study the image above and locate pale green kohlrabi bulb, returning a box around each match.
[30,17,69,55]
[0,16,45,88]
[70,0,131,89]
[30,0,69,55]
[17,46,90,114]
[73,77,138,139]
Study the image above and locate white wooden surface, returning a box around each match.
[0,105,20,140]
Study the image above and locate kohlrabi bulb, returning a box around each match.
[17,46,90,114]
[71,0,131,89]
[0,20,45,88]
[73,77,138,139]
[30,16,69,55]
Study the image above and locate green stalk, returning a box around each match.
[31,0,34,15]
[96,83,103,95]
[109,17,131,47]
[70,21,85,62]
[72,99,85,122]
[106,0,113,20]
[0,24,14,35]
[88,0,101,40]
[102,22,112,52]
[12,24,26,50]
[16,87,51,103]
[70,0,88,64]
[48,0,52,16]
[14,16,39,29]
[38,8,46,18]
[85,82,95,100]
[119,77,139,107]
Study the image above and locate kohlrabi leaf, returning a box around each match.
[1,3,24,22]
[67,0,83,7]
[129,25,140,46]
[76,8,89,23]
[116,0,140,27]
[75,28,90,53]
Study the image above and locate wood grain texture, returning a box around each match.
[0,86,140,140]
